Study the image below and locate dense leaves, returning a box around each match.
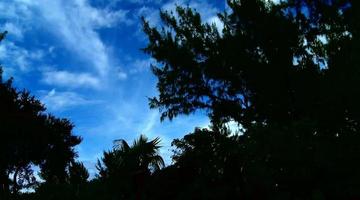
[96,135,164,199]
[141,0,360,199]
[0,32,82,199]
[0,71,82,197]
[143,0,360,130]
[3,0,360,199]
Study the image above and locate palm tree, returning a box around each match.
[114,135,165,199]
[114,135,165,172]
[96,135,165,199]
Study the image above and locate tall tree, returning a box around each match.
[0,72,46,196]
[39,116,82,184]
[142,0,356,127]
[143,0,360,198]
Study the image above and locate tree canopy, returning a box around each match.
[141,0,360,198]
[143,0,360,131]
[0,32,82,198]
[2,0,360,199]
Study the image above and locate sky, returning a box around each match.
[0,0,226,177]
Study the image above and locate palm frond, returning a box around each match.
[113,139,130,152]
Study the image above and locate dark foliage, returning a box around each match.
[0,32,82,199]
[141,0,360,199]
[2,0,360,199]
[145,125,244,200]
[95,135,164,199]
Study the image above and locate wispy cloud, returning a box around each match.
[107,0,164,6]
[128,58,154,74]
[4,0,131,76]
[163,0,223,30]
[0,1,33,21]
[33,0,112,76]
[117,71,128,80]
[0,42,44,71]
[139,111,159,135]
[138,0,223,37]
[1,22,24,40]
[40,89,100,111]
[42,70,101,89]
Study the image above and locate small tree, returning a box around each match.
[68,161,89,185]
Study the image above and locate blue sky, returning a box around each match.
[0,0,226,176]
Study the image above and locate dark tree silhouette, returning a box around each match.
[0,31,81,199]
[170,125,244,199]
[68,161,89,185]
[96,135,164,199]
[0,73,45,197]
[1,0,360,199]
[143,0,359,127]
[143,0,360,199]
[39,116,81,184]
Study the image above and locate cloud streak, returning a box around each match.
[0,42,44,71]
[33,0,112,76]
[40,89,101,111]
[138,0,224,38]
[4,0,131,77]
[42,70,101,89]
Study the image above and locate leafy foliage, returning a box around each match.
[143,0,360,131]
[0,31,81,199]
[2,0,360,199]
[68,161,89,185]
[141,0,360,199]
[96,135,164,199]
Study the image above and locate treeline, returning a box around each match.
[2,0,360,199]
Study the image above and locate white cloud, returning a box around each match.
[137,6,161,26]
[117,71,128,80]
[40,89,100,111]
[162,0,219,20]
[109,0,164,6]
[225,120,244,135]
[207,15,224,34]
[3,0,131,77]
[141,111,159,135]
[141,0,222,32]
[1,23,24,39]
[0,1,33,21]
[42,70,101,89]
[129,58,153,74]
[34,0,110,76]
[270,0,281,4]
[0,42,44,71]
